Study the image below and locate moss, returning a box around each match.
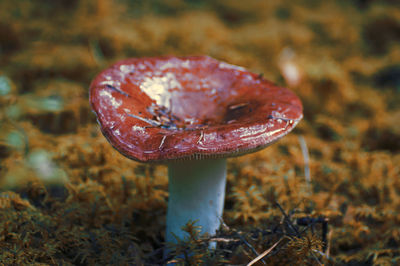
[0,0,400,264]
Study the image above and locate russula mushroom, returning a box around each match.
[89,56,302,247]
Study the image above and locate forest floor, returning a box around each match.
[0,0,399,264]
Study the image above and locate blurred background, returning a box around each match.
[0,0,399,264]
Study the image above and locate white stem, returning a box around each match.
[166,158,227,244]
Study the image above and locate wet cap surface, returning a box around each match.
[90,56,303,162]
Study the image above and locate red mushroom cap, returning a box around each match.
[90,56,303,163]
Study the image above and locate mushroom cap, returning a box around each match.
[90,56,303,163]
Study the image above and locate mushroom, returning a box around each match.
[89,56,302,247]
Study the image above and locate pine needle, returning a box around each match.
[247,238,283,266]
[298,135,311,190]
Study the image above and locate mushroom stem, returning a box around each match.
[166,158,227,245]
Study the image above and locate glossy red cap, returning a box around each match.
[90,56,302,163]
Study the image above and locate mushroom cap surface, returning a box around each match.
[90,56,303,163]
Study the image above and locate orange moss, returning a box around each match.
[0,0,399,264]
